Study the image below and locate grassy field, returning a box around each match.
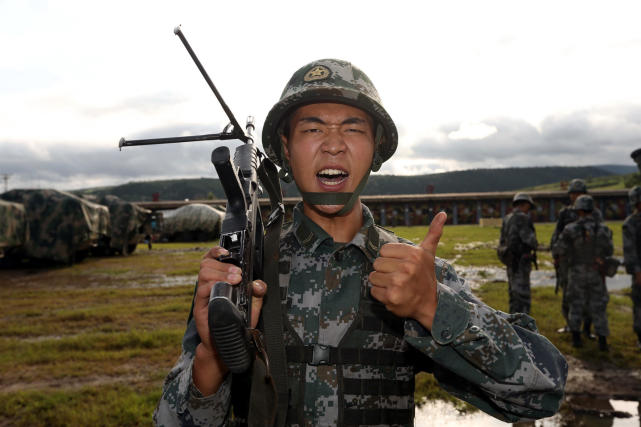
[0,221,631,425]
[522,173,638,191]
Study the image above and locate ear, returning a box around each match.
[281,133,291,162]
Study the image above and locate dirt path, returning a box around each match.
[564,354,641,400]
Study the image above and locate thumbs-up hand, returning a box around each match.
[369,211,447,330]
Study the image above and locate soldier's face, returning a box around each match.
[281,102,375,214]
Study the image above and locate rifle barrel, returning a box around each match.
[119,132,238,150]
[174,26,247,143]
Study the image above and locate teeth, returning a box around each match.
[317,168,348,186]
[318,169,347,176]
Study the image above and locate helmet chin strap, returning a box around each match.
[299,167,371,216]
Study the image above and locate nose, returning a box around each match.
[321,127,346,155]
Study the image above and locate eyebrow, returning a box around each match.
[297,116,369,125]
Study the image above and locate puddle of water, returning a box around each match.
[414,400,509,426]
[453,265,631,292]
[415,398,640,427]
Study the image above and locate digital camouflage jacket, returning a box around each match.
[499,210,537,257]
[623,211,641,275]
[557,216,613,267]
[154,204,567,426]
[551,205,602,257]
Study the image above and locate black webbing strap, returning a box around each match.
[255,157,288,427]
[285,346,413,366]
[342,378,413,396]
[343,408,412,426]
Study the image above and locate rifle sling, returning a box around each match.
[254,158,288,427]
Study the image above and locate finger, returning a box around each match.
[203,245,230,260]
[252,280,267,298]
[250,280,267,328]
[369,270,404,288]
[199,259,242,285]
[369,284,388,305]
[379,242,415,258]
[372,256,406,273]
[419,211,447,252]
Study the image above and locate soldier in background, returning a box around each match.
[499,193,538,314]
[550,178,602,336]
[623,186,641,350]
[558,195,613,351]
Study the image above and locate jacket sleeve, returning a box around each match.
[597,225,614,259]
[153,289,232,427]
[623,217,641,274]
[404,258,567,423]
[550,214,564,257]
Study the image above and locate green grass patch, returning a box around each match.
[0,384,161,427]
[477,283,641,368]
[0,225,632,423]
[389,221,623,267]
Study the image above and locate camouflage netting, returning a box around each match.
[98,195,152,255]
[162,203,224,242]
[0,199,27,256]
[0,189,110,264]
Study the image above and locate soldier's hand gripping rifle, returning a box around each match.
[119,26,284,375]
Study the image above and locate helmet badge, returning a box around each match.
[304,65,331,82]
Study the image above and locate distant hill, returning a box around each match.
[76,165,636,201]
[592,164,638,175]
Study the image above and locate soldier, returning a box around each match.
[558,195,613,351]
[550,178,602,336]
[155,59,567,426]
[499,193,538,315]
[623,186,641,350]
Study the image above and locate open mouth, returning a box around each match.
[316,168,349,187]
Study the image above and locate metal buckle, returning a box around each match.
[310,343,331,366]
[265,203,284,228]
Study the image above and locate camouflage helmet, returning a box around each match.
[262,59,398,173]
[567,178,588,194]
[631,148,641,173]
[573,194,594,212]
[512,192,536,208]
[629,186,641,206]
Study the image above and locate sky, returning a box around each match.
[1,0,641,191]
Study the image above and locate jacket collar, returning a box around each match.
[291,202,380,261]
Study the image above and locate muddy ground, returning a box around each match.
[2,259,641,421]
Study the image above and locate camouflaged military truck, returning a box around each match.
[0,199,27,261]
[98,195,152,255]
[161,203,224,242]
[0,189,110,264]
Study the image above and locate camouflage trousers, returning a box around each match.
[558,260,591,325]
[631,279,641,335]
[557,260,569,321]
[507,255,532,314]
[567,266,609,336]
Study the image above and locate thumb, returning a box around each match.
[419,211,447,253]
[250,280,267,328]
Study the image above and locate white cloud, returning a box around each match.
[2,0,641,189]
[448,122,498,141]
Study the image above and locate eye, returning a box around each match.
[302,127,322,133]
[345,127,366,133]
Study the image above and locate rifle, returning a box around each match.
[553,257,560,294]
[119,26,285,376]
